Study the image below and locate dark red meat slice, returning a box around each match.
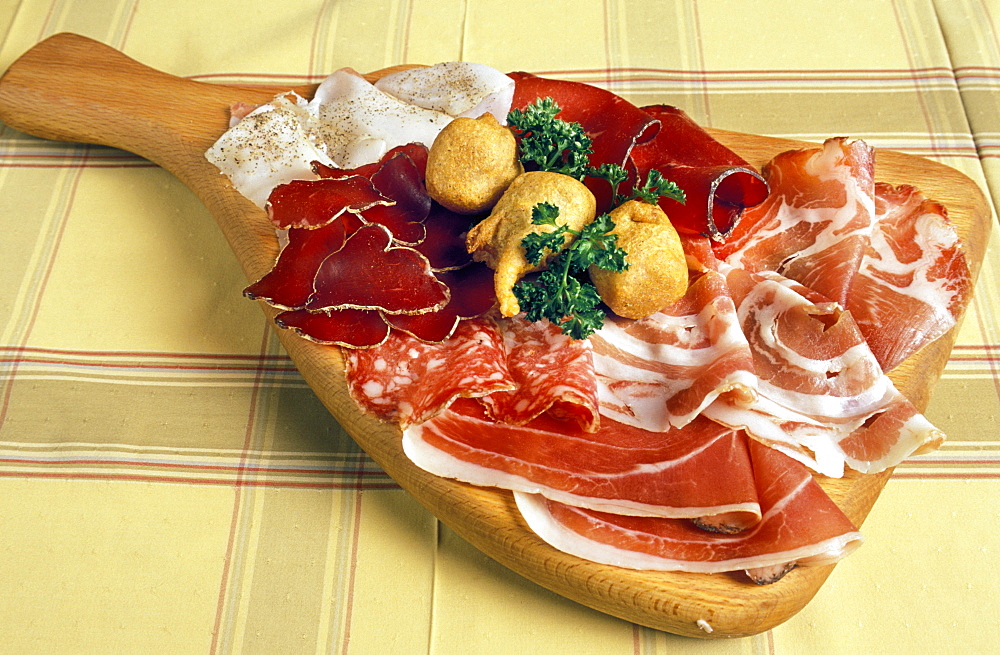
[244,213,364,310]
[306,224,449,314]
[383,263,497,342]
[266,176,391,229]
[629,105,768,241]
[275,307,390,348]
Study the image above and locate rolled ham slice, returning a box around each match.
[514,438,863,579]
[629,105,769,241]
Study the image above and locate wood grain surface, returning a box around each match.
[0,33,990,638]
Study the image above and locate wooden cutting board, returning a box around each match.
[0,32,990,638]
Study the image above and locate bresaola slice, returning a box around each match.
[307,223,449,314]
[383,264,497,342]
[630,105,769,241]
[404,398,761,525]
[266,176,392,229]
[244,213,363,309]
[514,439,862,578]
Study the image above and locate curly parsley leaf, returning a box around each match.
[507,98,593,179]
[631,169,686,205]
[513,203,629,339]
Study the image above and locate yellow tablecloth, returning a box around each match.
[1,1,998,652]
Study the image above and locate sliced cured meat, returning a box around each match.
[413,202,476,270]
[845,182,972,371]
[383,263,497,342]
[703,266,944,476]
[508,72,659,210]
[590,269,756,431]
[479,317,601,432]
[403,399,761,525]
[629,105,768,241]
[306,224,449,314]
[266,175,392,230]
[345,317,515,427]
[514,438,862,579]
[275,307,390,348]
[715,138,876,307]
[361,148,431,245]
[244,213,361,310]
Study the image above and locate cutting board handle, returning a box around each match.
[0,32,275,168]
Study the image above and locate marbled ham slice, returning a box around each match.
[715,138,876,307]
[703,266,944,476]
[846,183,972,372]
[514,439,862,578]
[345,317,515,427]
[479,317,601,432]
[590,269,756,431]
[403,398,761,525]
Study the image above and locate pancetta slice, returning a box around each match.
[345,317,515,427]
[845,182,972,372]
[514,438,862,579]
[403,398,761,525]
[703,266,944,476]
[479,317,601,432]
[715,138,876,307]
[590,269,756,431]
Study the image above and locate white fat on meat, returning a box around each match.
[205,93,335,207]
[374,62,516,124]
[206,63,514,207]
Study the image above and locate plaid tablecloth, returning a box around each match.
[1,1,998,653]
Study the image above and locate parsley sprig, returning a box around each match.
[513,203,628,340]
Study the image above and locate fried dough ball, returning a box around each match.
[425,113,524,214]
[467,171,597,316]
[589,199,688,319]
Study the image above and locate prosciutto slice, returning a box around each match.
[715,138,876,308]
[514,438,862,578]
[590,269,756,431]
[703,266,944,476]
[404,398,761,526]
[845,183,972,372]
